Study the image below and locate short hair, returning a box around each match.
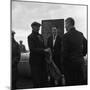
[19,40,23,43]
[12,30,15,35]
[31,22,41,27]
[65,17,75,26]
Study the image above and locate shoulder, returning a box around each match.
[28,33,33,40]
[77,30,83,35]
[75,29,84,37]
[63,32,69,38]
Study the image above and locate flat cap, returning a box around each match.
[31,22,41,27]
[19,40,23,43]
[12,30,15,35]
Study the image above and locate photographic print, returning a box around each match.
[11,0,87,89]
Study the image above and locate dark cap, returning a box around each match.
[31,22,41,27]
[12,30,15,35]
[19,40,23,43]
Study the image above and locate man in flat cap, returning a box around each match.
[12,31,20,89]
[62,17,87,85]
[19,40,26,53]
[28,22,49,88]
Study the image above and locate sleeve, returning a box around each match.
[58,36,62,53]
[59,37,64,73]
[62,35,69,59]
[16,43,21,61]
[61,35,69,74]
[82,35,87,56]
[28,36,45,54]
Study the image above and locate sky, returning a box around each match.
[12,1,87,50]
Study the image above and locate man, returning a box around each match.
[62,17,87,86]
[19,40,26,53]
[47,27,63,86]
[12,31,21,89]
[27,22,49,88]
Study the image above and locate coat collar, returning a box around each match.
[32,31,39,35]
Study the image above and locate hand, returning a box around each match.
[44,48,51,52]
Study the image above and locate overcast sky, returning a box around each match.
[12,1,87,50]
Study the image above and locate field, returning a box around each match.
[17,52,33,89]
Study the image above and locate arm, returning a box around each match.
[61,35,69,74]
[15,43,21,63]
[82,36,87,56]
[28,36,45,54]
[62,35,69,59]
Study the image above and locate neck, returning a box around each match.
[68,26,74,32]
[32,30,39,34]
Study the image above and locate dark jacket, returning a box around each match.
[47,35,62,71]
[12,38,21,89]
[12,38,20,67]
[28,31,48,87]
[28,31,45,65]
[62,27,87,85]
[63,27,87,63]
[19,44,26,53]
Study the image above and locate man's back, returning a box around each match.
[63,17,87,85]
[63,27,87,59]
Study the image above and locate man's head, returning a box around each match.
[12,30,15,39]
[31,22,41,33]
[65,17,75,32]
[19,40,23,44]
[52,27,57,36]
